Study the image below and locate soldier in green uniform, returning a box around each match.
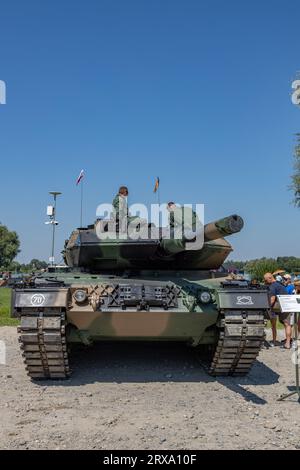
[166,202,199,235]
[160,202,202,254]
[112,186,129,232]
[112,186,129,217]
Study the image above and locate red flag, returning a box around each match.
[76,169,84,185]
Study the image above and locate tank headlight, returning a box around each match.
[74,289,87,303]
[199,291,211,304]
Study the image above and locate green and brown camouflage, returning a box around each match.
[63,214,243,270]
[12,212,269,380]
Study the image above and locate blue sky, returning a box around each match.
[0,0,299,263]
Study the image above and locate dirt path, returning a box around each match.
[0,326,300,450]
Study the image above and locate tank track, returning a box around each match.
[208,309,266,376]
[18,310,70,379]
[17,308,265,379]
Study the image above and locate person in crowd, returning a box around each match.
[275,275,284,285]
[292,280,300,336]
[283,273,295,294]
[264,272,291,348]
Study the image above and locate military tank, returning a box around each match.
[12,212,269,380]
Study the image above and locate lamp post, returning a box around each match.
[47,191,62,266]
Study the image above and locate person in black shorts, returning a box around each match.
[264,272,291,348]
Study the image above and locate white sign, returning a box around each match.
[278,295,300,313]
[0,80,6,105]
[47,205,54,216]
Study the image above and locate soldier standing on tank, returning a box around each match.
[113,186,129,214]
[112,186,129,233]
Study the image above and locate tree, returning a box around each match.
[223,260,246,271]
[28,259,48,270]
[291,133,300,207]
[276,256,300,273]
[0,224,20,269]
[244,258,280,281]
[6,261,22,272]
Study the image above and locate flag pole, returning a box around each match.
[154,177,160,206]
[157,184,161,229]
[76,169,85,227]
[157,184,161,206]
[154,176,161,227]
[80,179,83,227]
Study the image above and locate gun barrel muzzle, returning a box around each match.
[204,214,244,241]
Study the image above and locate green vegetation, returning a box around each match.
[0,289,18,326]
[0,223,47,272]
[0,224,20,269]
[291,133,300,207]
[5,258,48,273]
[244,259,281,281]
[224,256,300,281]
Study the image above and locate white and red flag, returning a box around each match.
[76,169,84,185]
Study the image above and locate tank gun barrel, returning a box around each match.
[204,214,244,241]
[158,214,244,256]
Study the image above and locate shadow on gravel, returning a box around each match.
[41,342,279,403]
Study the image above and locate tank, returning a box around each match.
[11,213,269,380]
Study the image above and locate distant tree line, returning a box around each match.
[0,223,47,272]
[291,133,300,207]
[0,223,20,269]
[2,258,48,273]
[224,257,300,281]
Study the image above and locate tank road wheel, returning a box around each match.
[18,310,71,380]
[209,310,266,376]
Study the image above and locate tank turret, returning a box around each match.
[63,214,244,271]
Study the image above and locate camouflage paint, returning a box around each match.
[64,215,242,270]
[13,214,265,349]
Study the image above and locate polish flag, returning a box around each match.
[76,169,84,185]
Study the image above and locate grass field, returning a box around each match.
[0,288,19,326]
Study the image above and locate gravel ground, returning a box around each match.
[0,326,300,450]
